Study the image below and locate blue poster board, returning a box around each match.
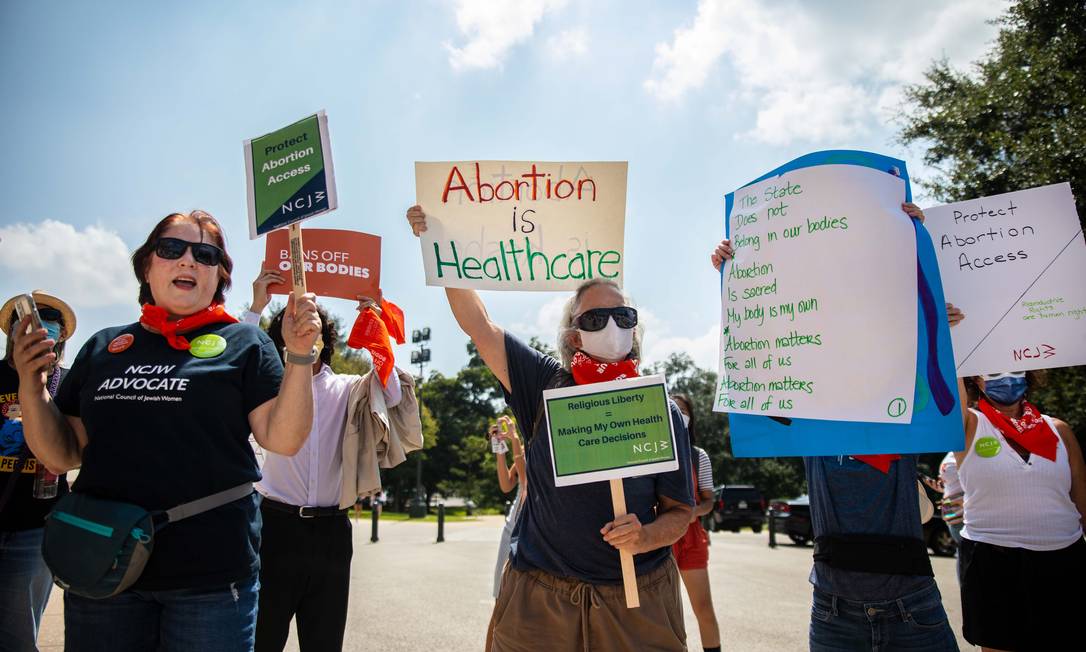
[722,150,965,457]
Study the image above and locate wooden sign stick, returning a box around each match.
[288,223,308,294]
[609,478,640,608]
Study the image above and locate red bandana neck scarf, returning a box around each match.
[852,454,902,473]
[978,398,1058,462]
[347,298,406,387]
[569,351,639,385]
[140,303,237,351]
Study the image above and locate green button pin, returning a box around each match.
[189,334,227,359]
[975,436,1002,458]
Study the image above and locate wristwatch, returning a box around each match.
[283,346,318,366]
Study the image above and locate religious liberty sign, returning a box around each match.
[924,183,1086,376]
[414,161,627,291]
[245,111,338,239]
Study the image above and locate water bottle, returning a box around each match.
[32,462,59,499]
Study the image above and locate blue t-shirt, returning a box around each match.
[54,321,283,590]
[502,333,694,584]
[805,455,933,600]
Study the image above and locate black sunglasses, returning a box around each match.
[574,306,638,332]
[38,307,63,322]
[154,237,224,266]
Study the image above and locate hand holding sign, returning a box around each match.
[281,291,322,355]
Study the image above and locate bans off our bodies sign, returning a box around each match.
[543,375,678,487]
[414,161,627,291]
[261,228,381,301]
[245,111,338,239]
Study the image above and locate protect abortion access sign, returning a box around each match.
[261,228,381,301]
[414,161,627,291]
[543,375,677,487]
[245,111,338,239]
[924,183,1086,376]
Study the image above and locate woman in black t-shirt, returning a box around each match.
[10,211,322,652]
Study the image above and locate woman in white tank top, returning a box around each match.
[947,346,1086,651]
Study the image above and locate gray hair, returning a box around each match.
[557,278,643,369]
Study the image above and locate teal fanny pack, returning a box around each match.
[42,483,253,599]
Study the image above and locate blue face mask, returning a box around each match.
[43,321,62,343]
[984,376,1027,405]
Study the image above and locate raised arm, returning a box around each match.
[945,302,977,465]
[11,315,86,473]
[407,205,510,391]
[492,423,517,493]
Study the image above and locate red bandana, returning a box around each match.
[978,398,1058,462]
[852,454,902,473]
[139,303,237,351]
[347,298,406,387]
[569,351,639,385]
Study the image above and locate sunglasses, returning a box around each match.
[38,307,63,322]
[154,237,224,266]
[574,306,638,332]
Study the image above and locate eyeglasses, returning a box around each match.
[154,237,224,266]
[574,306,638,332]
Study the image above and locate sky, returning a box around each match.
[0,0,1007,376]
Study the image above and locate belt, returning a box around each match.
[261,497,349,519]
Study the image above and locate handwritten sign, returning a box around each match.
[414,161,627,291]
[543,375,677,487]
[714,156,917,424]
[261,228,380,301]
[245,111,338,239]
[924,183,1086,376]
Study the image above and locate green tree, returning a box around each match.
[899,0,1086,438]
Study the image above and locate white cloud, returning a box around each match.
[546,27,588,60]
[644,0,1001,145]
[445,0,568,71]
[510,294,569,348]
[638,308,720,371]
[0,220,137,308]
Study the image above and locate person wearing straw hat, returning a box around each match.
[0,290,76,652]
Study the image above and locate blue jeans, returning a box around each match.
[64,574,259,652]
[0,527,55,652]
[810,582,958,651]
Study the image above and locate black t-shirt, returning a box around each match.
[0,364,69,531]
[54,321,283,590]
[503,333,694,584]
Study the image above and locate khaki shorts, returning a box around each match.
[489,559,687,652]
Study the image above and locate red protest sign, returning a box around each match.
[262,228,381,300]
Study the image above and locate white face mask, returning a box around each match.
[680,412,691,429]
[578,317,634,362]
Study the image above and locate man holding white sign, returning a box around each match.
[407,207,693,652]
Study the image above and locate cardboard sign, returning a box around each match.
[414,161,627,291]
[543,375,677,487]
[245,111,338,239]
[923,183,1086,376]
[714,154,918,424]
[718,151,964,457]
[262,228,380,301]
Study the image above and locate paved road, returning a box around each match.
[38,516,971,650]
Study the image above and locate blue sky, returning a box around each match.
[0,0,1005,375]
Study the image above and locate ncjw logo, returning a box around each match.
[1012,343,1055,361]
[280,191,327,215]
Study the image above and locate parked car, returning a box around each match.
[708,485,766,533]
[769,492,958,557]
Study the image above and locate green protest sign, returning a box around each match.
[244,111,338,239]
[543,375,678,487]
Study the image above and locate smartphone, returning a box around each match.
[13,294,43,335]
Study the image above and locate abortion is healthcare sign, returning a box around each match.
[543,375,678,487]
[245,111,338,238]
[414,161,627,291]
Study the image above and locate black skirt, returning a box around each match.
[960,536,1086,651]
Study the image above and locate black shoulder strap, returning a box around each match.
[813,534,934,577]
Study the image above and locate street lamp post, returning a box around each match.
[408,327,431,519]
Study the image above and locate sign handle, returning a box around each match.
[609,478,640,609]
[288,223,307,295]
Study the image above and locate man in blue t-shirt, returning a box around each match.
[407,206,694,652]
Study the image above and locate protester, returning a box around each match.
[670,394,721,652]
[490,415,526,599]
[952,366,1086,650]
[711,201,960,652]
[0,291,75,652]
[11,210,321,652]
[243,272,421,652]
[407,205,694,652]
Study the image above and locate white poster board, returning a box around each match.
[414,161,627,291]
[923,183,1086,376]
[714,164,918,423]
